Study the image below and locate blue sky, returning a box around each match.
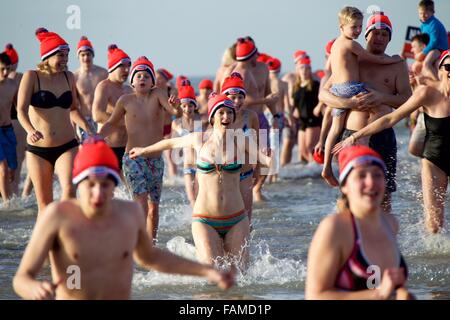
[1,0,449,77]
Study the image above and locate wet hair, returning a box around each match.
[0,52,11,66]
[339,6,363,25]
[336,194,350,213]
[411,33,430,46]
[419,0,434,13]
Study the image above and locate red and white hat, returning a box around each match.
[221,72,246,98]
[325,39,336,56]
[293,50,307,63]
[157,68,173,81]
[107,44,131,73]
[178,80,197,108]
[297,56,311,66]
[236,37,258,61]
[35,28,69,61]
[130,56,156,87]
[257,52,271,63]
[365,12,392,41]
[4,43,18,65]
[72,139,121,185]
[266,57,281,73]
[338,145,386,185]
[176,75,188,90]
[77,36,94,56]
[198,79,213,90]
[207,92,236,124]
[438,49,450,68]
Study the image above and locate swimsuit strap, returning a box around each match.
[34,71,41,91]
[63,71,71,89]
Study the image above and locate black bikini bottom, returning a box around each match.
[27,139,79,167]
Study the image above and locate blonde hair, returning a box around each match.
[36,60,51,73]
[339,6,363,25]
[221,44,237,66]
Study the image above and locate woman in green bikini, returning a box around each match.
[130,93,271,270]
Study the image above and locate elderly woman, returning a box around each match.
[17,28,91,216]
[306,145,413,299]
[130,93,271,270]
[335,50,450,233]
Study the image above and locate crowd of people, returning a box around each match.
[0,0,448,300]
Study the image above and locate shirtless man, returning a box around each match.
[196,79,213,116]
[99,56,182,241]
[0,52,18,201]
[224,37,279,202]
[12,139,234,300]
[266,57,289,182]
[319,12,412,212]
[73,36,108,142]
[4,44,26,196]
[92,45,132,170]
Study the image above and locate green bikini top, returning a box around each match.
[196,158,242,174]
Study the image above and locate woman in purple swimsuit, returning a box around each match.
[306,145,414,299]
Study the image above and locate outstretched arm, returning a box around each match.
[129,132,197,159]
[97,95,127,139]
[333,85,428,153]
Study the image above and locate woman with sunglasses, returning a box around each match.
[335,50,450,234]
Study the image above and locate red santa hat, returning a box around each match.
[107,44,131,73]
[221,72,246,98]
[77,36,94,56]
[130,56,156,87]
[293,50,307,63]
[207,92,236,124]
[365,12,393,41]
[4,43,18,65]
[338,145,386,185]
[72,139,121,186]
[35,27,69,61]
[236,37,258,61]
[438,49,450,68]
[267,57,281,73]
[178,80,198,108]
[198,79,213,90]
[157,68,173,81]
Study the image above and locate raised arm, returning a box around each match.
[97,95,127,139]
[132,203,234,290]
[157,89,182,117]
[92,81,111,124]
[13,203,61,300]
[17,71,43,143]
[351,41,403,65]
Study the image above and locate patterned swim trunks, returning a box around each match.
[122,154,164,203]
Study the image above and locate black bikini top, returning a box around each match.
[30,71,73,109]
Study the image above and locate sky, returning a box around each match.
[1,0,450,77]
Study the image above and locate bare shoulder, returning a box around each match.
[96,78,110,91]
[40,199,81,225]
[314,212,350,241]
[112,199,144,225]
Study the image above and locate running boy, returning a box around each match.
[98,56,181,241]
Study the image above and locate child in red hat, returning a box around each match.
[98,56,181,241]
